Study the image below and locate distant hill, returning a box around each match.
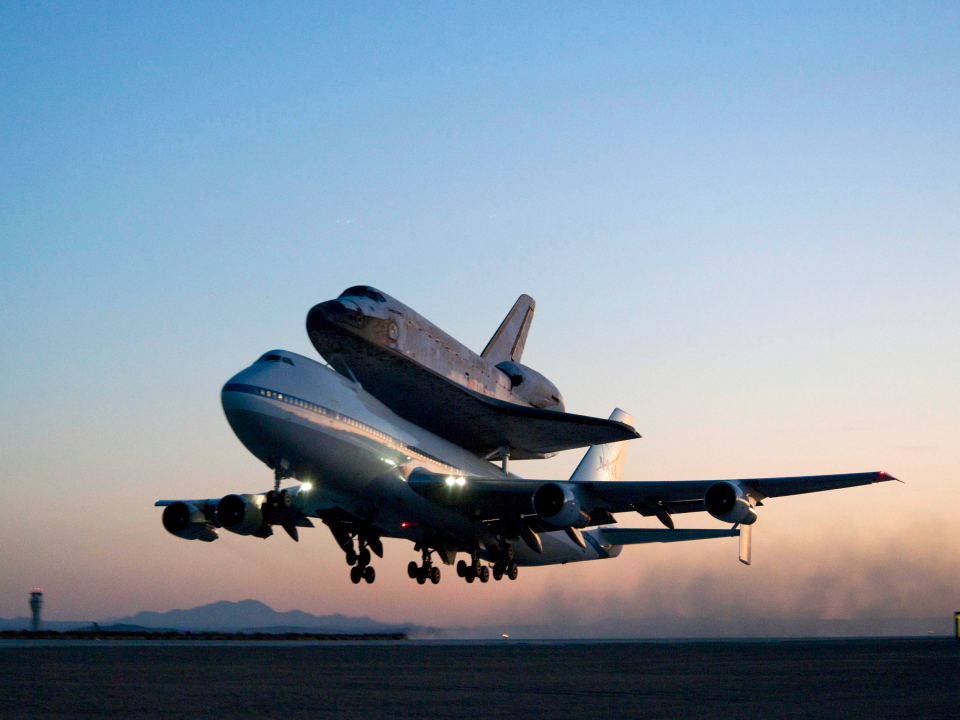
[100,599,415,634]
[1,600,417,634]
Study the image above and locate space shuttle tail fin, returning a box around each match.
[569,409,634,482]
[481,294,536,363]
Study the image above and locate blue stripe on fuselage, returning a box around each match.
[582,528,610,559]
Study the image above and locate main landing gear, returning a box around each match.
[457,546,518,584]
[490,543,519,582]
[347,538,376,585]
[408,547,441,585]
[319,510,383,586]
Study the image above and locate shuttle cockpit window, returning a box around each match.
[258,354,295,366]
[339,286,386,303]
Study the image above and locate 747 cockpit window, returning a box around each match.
[339,285,386,302]
[258,354,295,366]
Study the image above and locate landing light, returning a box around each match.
[456,477,466,486]
[445,477,456,486]
[301,482,312,491]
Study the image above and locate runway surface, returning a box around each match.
[2,638,957,719]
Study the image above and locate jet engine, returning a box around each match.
[161,502,218,542]
[704,482,758,525]
[216,494,266,536]
[532,483,590,528]
[495,361,565,412]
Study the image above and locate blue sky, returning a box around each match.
[1,2,957,625]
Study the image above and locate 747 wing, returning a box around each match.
[408,470,897,527]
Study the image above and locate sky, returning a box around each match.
[1,2,958,631]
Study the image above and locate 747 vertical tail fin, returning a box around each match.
[569,409,634,482]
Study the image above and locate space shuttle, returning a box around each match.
[306,286,639,462]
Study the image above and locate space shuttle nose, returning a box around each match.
[307,300,339,329]
[307,299,363,335]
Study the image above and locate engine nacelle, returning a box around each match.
[216,494,266,536]
[162,502,218,541]
[495,361,565,412]
[704,482,758,525]
[532,483,590,528]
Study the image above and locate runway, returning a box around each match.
[2,638,956,719]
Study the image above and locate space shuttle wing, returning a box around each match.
[392,357,639,458]
[332,338,638,457]
[461,394,641,457]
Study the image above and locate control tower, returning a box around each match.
[29,589,43,632]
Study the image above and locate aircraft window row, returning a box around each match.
[237,383,457,472]
[256,388,324,414]
[258,354,295,366]
[339,285,386,303]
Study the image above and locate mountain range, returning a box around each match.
[0,599,419,634]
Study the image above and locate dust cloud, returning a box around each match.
[474,520,960,637]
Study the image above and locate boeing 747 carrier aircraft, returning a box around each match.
[157,286,895,585]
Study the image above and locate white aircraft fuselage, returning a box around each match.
[222,349,618,567]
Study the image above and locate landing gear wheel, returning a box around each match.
[507,564,518,581]
[493,563,504,581]
[465,571,475,583]
[479,566,490,583]
[346,548,357,566]
[471,558,482,576]
[408,561,418,579]
[504,545,514,563]
[358,547,371,568]
[456,560,467,577]
[430,567,441,584]
[363,566,376,584]
[416,571,427,585]
[350,566,362,584]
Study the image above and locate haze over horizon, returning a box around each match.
[2,3,957,631]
